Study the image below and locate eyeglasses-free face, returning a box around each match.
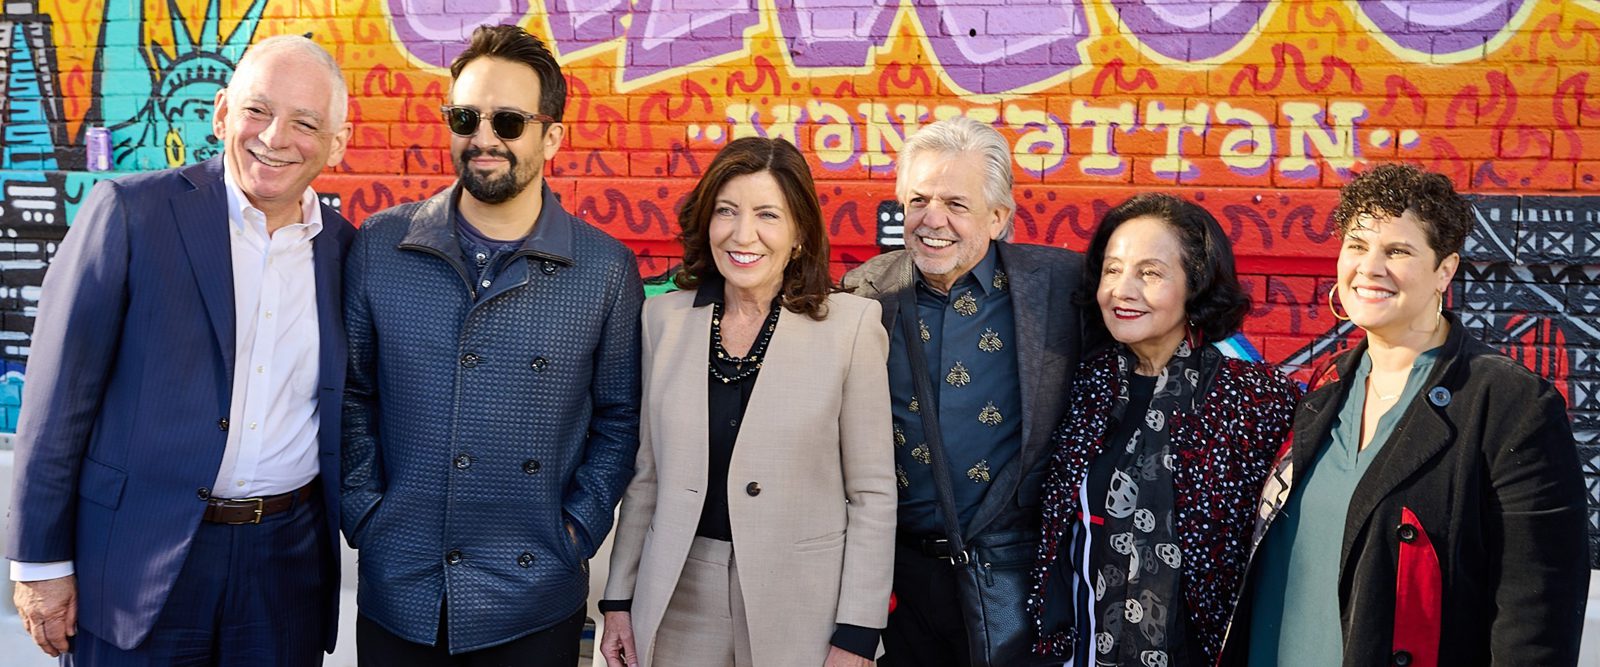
[440,105,555,141]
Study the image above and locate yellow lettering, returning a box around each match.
[1070,100,1136,176]
[1005,103,1066,176]
[1280,101,1368,177]
[1214,102,1273,173]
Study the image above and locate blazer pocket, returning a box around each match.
[793,529,846,553]
[77,458,128,510]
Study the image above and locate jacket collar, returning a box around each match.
[399,181,576,266]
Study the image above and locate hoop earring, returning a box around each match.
[1328,285,1351,322]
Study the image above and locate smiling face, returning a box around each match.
[449,56,564,206]
[212,47,350,219]
[1097,216,1190,365]
[707,171,797,302]
[1336,210,1458,343]
[899,151,1010,293]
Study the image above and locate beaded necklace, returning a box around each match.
[709,298,781,384]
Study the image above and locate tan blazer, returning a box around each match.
[603,289,896,667]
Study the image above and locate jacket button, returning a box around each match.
[460,353,480,368]
[1428,387,1451,407]
[217,418,229,431]
[541,261,557,275]
[196,487,210,500]
[1396,523,1418,543]
[454,453,471,470]
[746,482,761,497]
[531,356,548,372]
[517,552,534,568]
[446,550,463,565]
[1393,650,1412,666]
[523,459,541,474]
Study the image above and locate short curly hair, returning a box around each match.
[1331,163,1475,266]
[1083,193,1251,343]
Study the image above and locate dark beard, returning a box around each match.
[456,146,533,204]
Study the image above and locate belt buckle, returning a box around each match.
[230,497,265,525]
[926,538,970,565]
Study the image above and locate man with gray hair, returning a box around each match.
[7,34,354,664]
[843,116,1087,666]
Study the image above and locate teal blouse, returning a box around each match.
[1245,347,1442,667]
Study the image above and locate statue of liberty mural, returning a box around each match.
[91,0,264,170]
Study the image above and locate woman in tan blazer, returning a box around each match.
[599,137,897,667]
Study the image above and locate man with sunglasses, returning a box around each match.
[340,23,643,665]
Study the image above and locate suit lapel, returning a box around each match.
[964,244,1046,537]
[312,207,345,457]
[668,299,714,494]
[173,161,236,374]
[731,306,796,472]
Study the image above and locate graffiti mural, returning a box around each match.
[1,0,1599,560]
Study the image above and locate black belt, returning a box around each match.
[202,482,316,525]
[897,532,969,564]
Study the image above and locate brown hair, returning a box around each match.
[449,24,566,125]
[675,137,834,320]
[1332,163,1475,267]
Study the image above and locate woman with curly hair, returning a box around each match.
[1218,164,1589,667]
[1028,193,1300,666]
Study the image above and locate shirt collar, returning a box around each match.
[692,275,726,308]
[222,165,322,237]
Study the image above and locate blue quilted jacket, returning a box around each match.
[341,183,642,652]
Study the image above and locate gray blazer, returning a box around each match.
[842,243,1087,538]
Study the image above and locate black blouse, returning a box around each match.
[695,284,779,541]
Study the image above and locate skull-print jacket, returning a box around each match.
[1028,344,1299,663]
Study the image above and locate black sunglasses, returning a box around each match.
[440,105,555,140]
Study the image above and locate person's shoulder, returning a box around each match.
[566,212,637,263]
[824,290,880,321]
[643,289,696,318]
[1214,353,1301,401]
[1000,241,1084,273]
[1458,337,1552,395]
[358,197,431,238]
[841,250,908,295]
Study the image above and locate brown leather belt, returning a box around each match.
[202,483,316,525]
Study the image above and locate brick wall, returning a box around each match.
[2,0,1598,562]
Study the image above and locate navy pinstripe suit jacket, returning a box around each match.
[4,157,352,651]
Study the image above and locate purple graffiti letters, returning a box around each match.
[774,0,896,70]
[1112,0,1265,61]
[623,0,762,81]
[1355,0,1531,55]
[546,0,628,53]
[387,0,529,68]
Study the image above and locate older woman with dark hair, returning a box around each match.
[1029,193,1299,667]
[598,137,896,667]
[1217,164,1589,667]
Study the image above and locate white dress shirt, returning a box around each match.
[11,168,324,581]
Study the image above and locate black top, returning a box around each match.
[695,281,779,541]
